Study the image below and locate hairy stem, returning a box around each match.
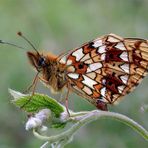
[33,110,148,145]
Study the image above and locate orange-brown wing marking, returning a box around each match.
[59,34,148,108]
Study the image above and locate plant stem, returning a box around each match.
[33,110,148,145]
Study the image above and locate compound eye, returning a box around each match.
[38,57,46,67]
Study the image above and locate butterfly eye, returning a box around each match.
[38,57,46,67]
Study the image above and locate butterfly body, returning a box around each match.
[27,34,148,111]
[27,51,68,93]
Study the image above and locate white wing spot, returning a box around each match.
[120,64,130,73]
[118,85,125,93]
[120,75,129,84]
[68,73,79,79]
[87,63,102,72]
[102,79,106,85]
[100,87,106,97]
[115,42,126,50]
[120,52,128,61]
[82,86,93,95]
[98,45,106,53]
[72,48,84,61]
[59,56,66,64]
[101,53,106,60]
[82,75,97,89]
[107,36,120,42]
[67,59,72,65]
[92,39,102,48]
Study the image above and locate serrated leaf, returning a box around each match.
[9,89,64,117]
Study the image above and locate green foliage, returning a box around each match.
[51,122,67,129]
[12,92,64,118]
[10,90,148,148]
[10,89,67,129]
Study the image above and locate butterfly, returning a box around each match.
[1,32,147,111]
[25,33,148,111]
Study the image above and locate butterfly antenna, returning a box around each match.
[0,39,25,50]
[17,32,40,55]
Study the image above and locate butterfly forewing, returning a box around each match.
[59,34,148,109]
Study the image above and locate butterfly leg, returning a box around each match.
[21,72,39,109]
[59,90,66,103]
[96,100,108,111]
[65,85,71,117]
[23,72,39,93]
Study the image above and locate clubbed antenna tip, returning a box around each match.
[16,31,40,55]
[0,39,25,50]
[17,31,22,36]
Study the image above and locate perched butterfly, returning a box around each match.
[1,33,148,111]
[26,33,148,111]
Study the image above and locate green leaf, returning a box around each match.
[51,122,67,129]
[9,89,64,117]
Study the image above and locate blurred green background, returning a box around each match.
[0,0,148,148]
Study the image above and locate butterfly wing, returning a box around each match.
[59,34,148,110]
